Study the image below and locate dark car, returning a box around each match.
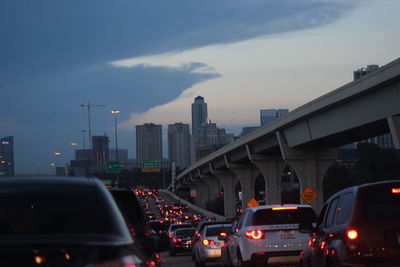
[300,180,400,267]
[110,187,169,267]
[0,176,147,267]
[169,228,196,256]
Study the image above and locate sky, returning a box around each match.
[1,0,400,175]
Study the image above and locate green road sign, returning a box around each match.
[141,160,160,172]
[106,161,121,173]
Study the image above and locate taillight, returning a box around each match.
[272,206,298,211]
[346,229,358,240]
[220,232,227,238]
[245,230,264,240]
[202,239,215,246]
[392,188,400,194]
[173,238,182,243]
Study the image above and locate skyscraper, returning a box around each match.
[260,109,289,126]
[0,136,14,176]
[191,96,208,136]
[168,123,191,169]
[136,123,162,166]
[92,135,109,167]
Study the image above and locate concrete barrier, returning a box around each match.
[160,189,225,220]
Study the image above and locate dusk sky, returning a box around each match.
[1,0,399,174]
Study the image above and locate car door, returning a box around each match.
[228,212,247,266]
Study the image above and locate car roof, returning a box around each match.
[0,176,100,186]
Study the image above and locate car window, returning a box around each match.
[174,229,195,237]
[252,207,317,226]
[237,212,247,230]
[317,204,328,230]
[335,192,353,225]
[324,198,339,227]
[204,225,233,237]
[171,224,192,231]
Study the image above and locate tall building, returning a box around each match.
[260,109,289,126]
[191,96,208,136]
[92,135,109,167]
[109,149,128,164]
[136,123,163,166]
[353,64,394,149]
[168,123,191,170]
[0,136,14,176]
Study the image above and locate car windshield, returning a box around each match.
[251,208,317,226]
[171,224,192,231]
[0,185,118,236]
[174,229,195,238]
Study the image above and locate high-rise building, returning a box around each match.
[168,123,191,170]
[136,123,162,166]
[0,136,14,176]
[260,109,289,126]
[353,64,379,80]
[195,122,233,160]
[109,149,128,164]
[92,135,109,167]
[191,96,208,136]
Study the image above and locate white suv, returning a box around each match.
[225,204,316,267]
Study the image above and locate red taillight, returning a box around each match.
[146,260,156,267]
[346,229,358,240]
[220,232,227,238]
[245,230,264,240]
[272,206,298,211]
[173,238,182,243]
[392,188,400,194]
[202,239,215,246]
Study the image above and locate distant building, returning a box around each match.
[168,123,191,170]
[353,64,394,149]
[136,123,163,166]
[240,127,260,137]
[75,149,93,161]
[191,96,208,136]
[109,149,128,164]
[92,135,109,171]
[70,160,92,177]
[0,136,14,176]
[260,109,289,126]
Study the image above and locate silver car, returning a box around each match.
[193,223,232,267]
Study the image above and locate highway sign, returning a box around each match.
[301,187,318,204]
[105,161,121,173]
[141,160,160,172]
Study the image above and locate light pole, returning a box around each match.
[70,142,77,161]
[80,130,86,149]
[54,152,61,168]
[111,110,120,161]
[81,102,105,149]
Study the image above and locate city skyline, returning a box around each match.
[1,1,400,174]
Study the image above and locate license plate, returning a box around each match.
[281,232,295,239]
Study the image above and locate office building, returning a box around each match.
[260,109,289,126]
[191,96,208,136]
[0,136,14,176]
[195,122,233,160]
[136,123,163,166]
[168,123,191,169]
[353,64,379,80]
[109,149,128,164]
[240,127,260,137]
[92,135,109,167]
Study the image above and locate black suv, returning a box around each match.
[0,177,146,266]
[300,180,400,267]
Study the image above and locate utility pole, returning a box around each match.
[80,102,105,149]
[81,130,86,149]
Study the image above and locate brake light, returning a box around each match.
[173,238,182,243]
[245,230,264,240]
[220,232,227,238]
[202,239,215,246]
[346,229,358,240]
[392,188,400,194]
[272,206,298,211]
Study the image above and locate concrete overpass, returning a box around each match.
[170,57,400,217]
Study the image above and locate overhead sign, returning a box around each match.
[247,198,260,207]
[301,187,318,204]
[105,161,121,173]
[141,160,161,172]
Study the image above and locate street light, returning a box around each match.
[70,142,77,161]
[111,110,120,161]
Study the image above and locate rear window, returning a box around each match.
[360,185,400,223]
[251,207,317,226]
[171,224,192,231]
[0,185,119,236]
[205,225,232,237]
[174,229,195,237]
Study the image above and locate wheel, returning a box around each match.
[237,252,252,267]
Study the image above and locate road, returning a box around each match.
[161,252,221,267]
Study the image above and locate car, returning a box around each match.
[169,228,196,256]
[109,187,170,267]
[299,180,400,267]
[194,220,229,242]
[224,204,317,267]
[193,223,233,267]
[0,176,151,266]
[167,223,193,238]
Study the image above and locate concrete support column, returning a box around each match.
[388,115,400,149]
[251,156,286,205]
[213,171,237,217]
[229,164,260,211]
[203,178,221,200]
[193,180,210,209]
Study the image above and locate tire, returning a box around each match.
[238,252,252,267]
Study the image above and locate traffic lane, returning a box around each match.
[160,251,222,267]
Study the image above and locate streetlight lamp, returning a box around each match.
[111,110,120,161]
